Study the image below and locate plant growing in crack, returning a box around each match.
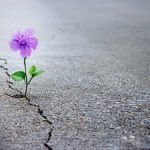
[9,29,44,98]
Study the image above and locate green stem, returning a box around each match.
[28,76,33,85]
[24,57,28,98]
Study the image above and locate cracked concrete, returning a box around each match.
[0,63,46,150]
[0,59,54,150]
[0,0,150,150]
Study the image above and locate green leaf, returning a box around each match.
[29,65,37,76]
[32,70,44,77]
[11,71,26,81]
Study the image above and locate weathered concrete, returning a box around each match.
[0,0,150,149]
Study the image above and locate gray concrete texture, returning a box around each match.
[0,0,150,149]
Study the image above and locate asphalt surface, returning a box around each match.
[0,0,150,150]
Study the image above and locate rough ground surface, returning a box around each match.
[0,0,150,150]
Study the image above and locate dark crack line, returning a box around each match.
[0,58,54,150]
[8,85,23,95]
[0,58,7,64]
[4,92,25,98]
[0,60,21,94]
[6,70,10,78]
[0,65,8,71]
[44,127,54,150]
[26,97,54,150]
[6,80,14,84]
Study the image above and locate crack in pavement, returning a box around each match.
[0,58,54,150]
[0,58,7,64]
[26,97,54,150]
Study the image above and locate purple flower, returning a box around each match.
[10,29,38,57]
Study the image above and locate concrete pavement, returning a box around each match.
[0,0,150,149]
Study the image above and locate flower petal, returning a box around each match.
[28,37,38,49]
[10,29,38,57]
[20,49,32,57]
[12,31,22,40]
[9,40,19,51]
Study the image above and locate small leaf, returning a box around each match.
[29,65,37,76]
[32,70,44,77]
[11,71,26,81]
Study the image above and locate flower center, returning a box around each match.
[20,40,26,45]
